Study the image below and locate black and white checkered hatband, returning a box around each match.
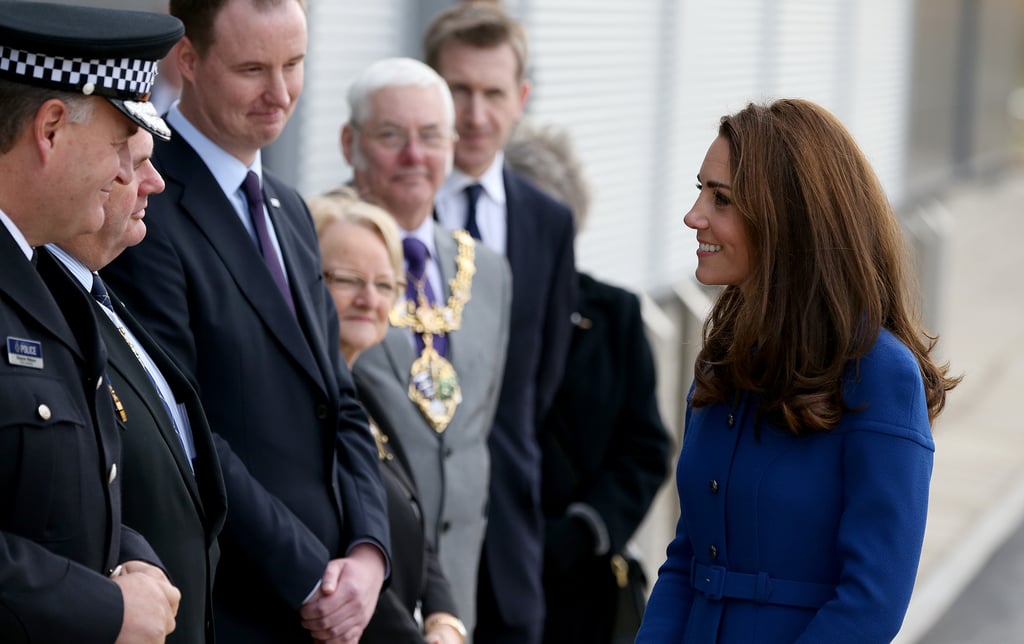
[0,44,158,101]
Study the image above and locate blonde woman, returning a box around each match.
[308,187,465,644]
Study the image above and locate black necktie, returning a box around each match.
[241,171,296,314]
[463,183,483,241]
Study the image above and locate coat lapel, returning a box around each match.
[380,326,416,387]
[262,179,334,394]
[0,231,83,361]
[105,294,205,508]
[502,166,529,276]
[159,132,323,390]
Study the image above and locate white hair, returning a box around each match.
[346,57,455,174]
[346,57,455,128]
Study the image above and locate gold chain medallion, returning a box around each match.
[389,230,475,432]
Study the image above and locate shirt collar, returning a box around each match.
[440,150,506,205]
[0,208,32,261]
[45,244,93,291]
[401,216,439,260]
[167,105,263,196]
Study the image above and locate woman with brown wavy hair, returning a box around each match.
[637,98,960,643]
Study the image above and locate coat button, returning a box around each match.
[709,479,719,493]
[708,544,718,560]
[108,463,118,484]
[727,413,735,427]
[37,404,52,421]
[315,404,328,419]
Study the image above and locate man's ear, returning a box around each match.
[340,124,355,165]
[176,36,198,83]
[517,79,531,114]
[32,99,70,161]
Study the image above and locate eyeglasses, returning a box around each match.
[357,124,456,151]
[323,269,403,298]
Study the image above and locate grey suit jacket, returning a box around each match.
[353,228,510,635]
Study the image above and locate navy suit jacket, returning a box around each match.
[103,127,390,642]
[478,166,576,631]
[0,238,158,642]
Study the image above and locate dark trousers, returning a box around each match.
[474,555,544,644]
[542,552,619,644]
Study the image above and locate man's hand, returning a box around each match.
[113,561,180,643]
[300,543,385,642]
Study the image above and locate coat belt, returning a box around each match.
[690,559,834,608]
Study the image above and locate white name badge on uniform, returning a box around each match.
[7,337,43,369]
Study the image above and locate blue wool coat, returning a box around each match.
[637,330,934,643]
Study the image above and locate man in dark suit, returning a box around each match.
[0,4,184,641]
[52,125,228,644]
[505,122,674,643]
[103,0,390,642]
[425,5,576,643]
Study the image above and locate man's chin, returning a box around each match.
[123,223,147,248]
[455,148,495,175]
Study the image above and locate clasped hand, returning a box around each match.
[113,560,180,643]
[300,543,386,643]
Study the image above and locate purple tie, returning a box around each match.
[463,183,483,240]
[242,171,296,314]
[402,237,447,357]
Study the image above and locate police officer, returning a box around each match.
[0,3,186,642]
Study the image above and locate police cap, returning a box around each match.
[0,1,184,140]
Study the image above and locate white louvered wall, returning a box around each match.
[299,1,413,197]
[518,0,913,292]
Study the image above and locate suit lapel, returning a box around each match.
[105,294,205,508]
[502,166,529,276]
[0,231,83,361]
[160,132,323,390]
[262,179,334,392]
[380,326,416,387]
[35,248,105,380]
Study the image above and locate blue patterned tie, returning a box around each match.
[402,237,448,357]
[90,273,113,310]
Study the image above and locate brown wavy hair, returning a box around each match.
[690,99,960,433]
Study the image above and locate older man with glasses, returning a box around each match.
[341,57,511,640]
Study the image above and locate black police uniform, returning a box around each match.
[0,3,182,640]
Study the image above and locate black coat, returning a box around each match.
[103,127,390,642]
[540,273,672,644]
[95,283,228,643]
[361,423,458,643]
[0,238,159,642]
